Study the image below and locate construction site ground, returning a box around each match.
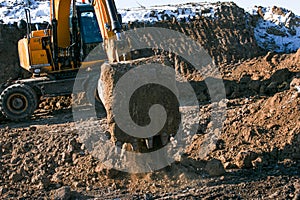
[0,5,300,199]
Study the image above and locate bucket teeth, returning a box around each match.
[160,132,169,146]
[145,137,153,149]
[115,141,122,154]
[122,142,134,152]
[131,140,138,151]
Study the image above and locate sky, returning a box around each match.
[115,0,300,15]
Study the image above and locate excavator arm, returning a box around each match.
[50,0,72,49]
[92,0,121,40]
[50,0,123,63]
[92,0,123,62]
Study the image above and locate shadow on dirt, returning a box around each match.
[191,68,298,104]
[0,108,74,128]
[0,106,107,129]
[0,67,298,199]
[1,68,297,127]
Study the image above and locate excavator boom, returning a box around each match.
[92,0,123,62]
[92,0,116,40]
[50,0,72,49]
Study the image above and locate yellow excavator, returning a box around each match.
[0,0,122,120]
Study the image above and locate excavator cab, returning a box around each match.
[76,4,103,59]
[17,1,104,77]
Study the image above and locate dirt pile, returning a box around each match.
[188,87,299,167]
[0,2,299,199]
[0,24,27,85]
[147,3,262,65]
[186,51,300,170]
[0,3,263,86]
[1,114,298,199]
[0,48,299,199]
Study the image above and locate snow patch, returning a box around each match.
[0,0,50,24]
[0,0,299,53]
[250,6,300,53]
[119,3,216,23]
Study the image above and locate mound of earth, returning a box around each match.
[0,24,27,86]
[252,5,300,53]
[0,2,299,200]
[0,3,263,86]
[0,48,299,199]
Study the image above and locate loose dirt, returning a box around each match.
[0,3,299,200]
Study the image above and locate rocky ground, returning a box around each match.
[0,51,299,199]
[0,3,300,200]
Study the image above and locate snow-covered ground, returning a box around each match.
[0,0,300,53]
[119,3,216,23]
[247,6,300,53]
[0,0,50,24]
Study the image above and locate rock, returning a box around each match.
[205,159,226,176]
[61,152,71,163]
[251,157,263,168]
[239,75,251,84]
[293,193,300,200]
[235,151,258,169]
[95,162,106,173]
[266,81,278,94]
[51,172,63,183]
[29,126,37,131]
[293,181,300,200]
[0,186,8,195]
[224,162,238,169]
[248,80,261,93]
[294,181,300,190]
[2,142,12,150]
[40,176,51,188]
[10,156,21,164]
[271,68,292,83]
[144,193,154,200]
[72,181,83,188]
[86,185,92,191]
[290,78,300,92]
[52,186,71,200]
[268,191,280,198]
[9,172,23,182]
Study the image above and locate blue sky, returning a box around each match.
[115,0,300,15]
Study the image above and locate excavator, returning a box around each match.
[0,0,122,121]
[0,0,173,152]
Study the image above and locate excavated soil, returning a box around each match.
[0,24,27,85]
[0,51,299,199]
[0,4,300,200]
